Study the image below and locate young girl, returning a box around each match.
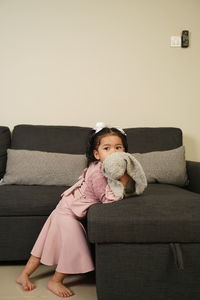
[16,124,130,298]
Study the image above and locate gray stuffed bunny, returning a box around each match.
[103,152,147,198]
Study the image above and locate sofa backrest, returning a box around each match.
[11,125,91,154]
[125,127,182,153]
[0,126,11,178]
[11,125,182,155]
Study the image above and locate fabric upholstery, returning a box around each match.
[0,184,67,216]
[124,127,182,153]
[186,160,200,194]
[87,183,200,243]
[1,149,86,186]
[11,125,182,154]
[133,146,188,186]
[0,216,48,260]
[11,124,91,154]
[0,126,11,178]
[95,243,200,300]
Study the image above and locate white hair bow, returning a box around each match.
[93,122,126,135]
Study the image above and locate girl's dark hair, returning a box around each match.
[85,127,128,166]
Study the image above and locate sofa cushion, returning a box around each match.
[11,125,91,154]
[125,127,182,153]
[133,146,188,187]
[1,149,86,186]
[0,126,11,179]
[87,184,200,243]
[0,185,67,216]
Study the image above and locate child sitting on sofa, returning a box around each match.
[16,123,130,298]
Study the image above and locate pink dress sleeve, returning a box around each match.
[60,162,123,219]
[87,163,123,203]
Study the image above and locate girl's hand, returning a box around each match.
[119,173,130,187]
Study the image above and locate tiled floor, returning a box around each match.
[0,263,97,299]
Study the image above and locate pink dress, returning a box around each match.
[31,162,122,274]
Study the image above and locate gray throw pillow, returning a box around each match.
[133,146,188,187]
[0,149,87,186]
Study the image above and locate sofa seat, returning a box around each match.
[0,185,68,216]
[0,184,69,260]
[88,183,200,243]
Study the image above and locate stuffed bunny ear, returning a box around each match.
[125,155,135,175]
[125,154,147,195]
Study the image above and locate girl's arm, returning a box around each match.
[119,173,131,187]
[90,167,123,203]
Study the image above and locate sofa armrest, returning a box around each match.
[0,126,11,178]
[186,160,200,194]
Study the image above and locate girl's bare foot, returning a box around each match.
[16,273,36,291]
[16,255,40,292]
[47,279,73,297]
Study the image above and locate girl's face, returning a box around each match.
[93,134,124,162]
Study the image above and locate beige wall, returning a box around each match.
[1,0,200,160]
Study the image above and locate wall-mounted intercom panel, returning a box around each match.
[181,30,189,48]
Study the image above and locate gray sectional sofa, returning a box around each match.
[0,124,200,300]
